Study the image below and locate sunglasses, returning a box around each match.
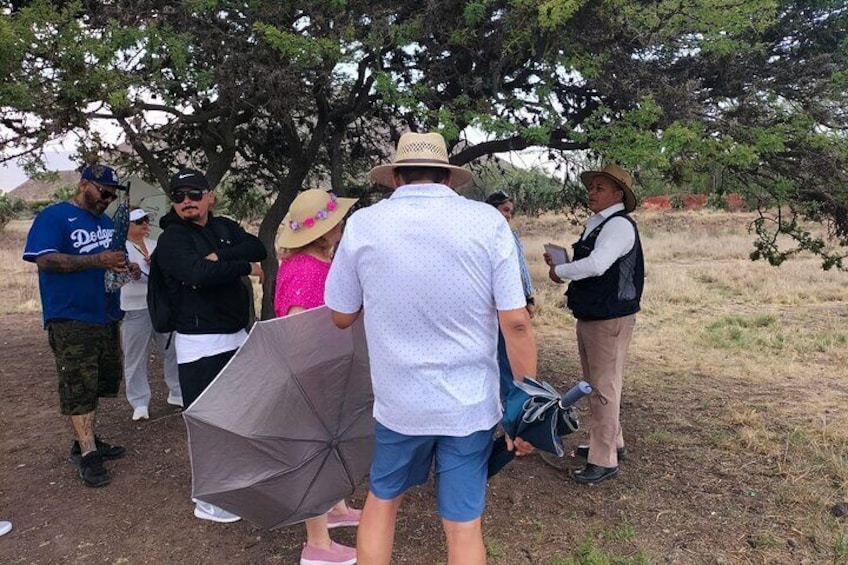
[170,189,207,204]
[90,182,118,201]
[132,217,150,225]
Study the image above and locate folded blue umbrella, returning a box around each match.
[105,181,133,292]
[488,377,592,477]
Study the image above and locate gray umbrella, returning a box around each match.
[183,306,374,529]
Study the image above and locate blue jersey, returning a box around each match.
[23,201,123,326]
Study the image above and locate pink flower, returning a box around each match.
[326,201,337,211]
[303,217,316,228]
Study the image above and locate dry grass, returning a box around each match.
[3,209,847,562]
[519,209,848,563]
[0,220,42,315]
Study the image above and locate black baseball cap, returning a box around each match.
[168,168,210,193]
[485,191,512,206]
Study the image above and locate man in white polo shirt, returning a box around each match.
[325,132,538,565]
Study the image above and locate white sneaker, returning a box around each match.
[132,406,149,421]
[0,521,11,537]
[167,393,184,407]
[193,501,241,523]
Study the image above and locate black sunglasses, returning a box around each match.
[90,182,118,201]
[170,189,207,204]
[132,217,150,225]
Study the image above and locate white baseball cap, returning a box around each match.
[129,209,149,222]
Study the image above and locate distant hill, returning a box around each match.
[8,171,79,202]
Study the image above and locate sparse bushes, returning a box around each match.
[218,182,270,223]
[0,193,27,231]
[51,185,76,202]
[475,167,586,216]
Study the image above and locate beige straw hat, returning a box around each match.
[278,189,358,249]
[579,164,637,213]
[369,132,473,189]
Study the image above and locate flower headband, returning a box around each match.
[288,192,338,232]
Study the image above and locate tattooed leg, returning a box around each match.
[70,412,96,455]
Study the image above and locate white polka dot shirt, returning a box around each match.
[325,183,526,436]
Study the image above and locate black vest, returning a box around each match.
[566,211,644,321]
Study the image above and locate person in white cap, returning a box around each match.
[0,521,11,537]
[326,132,537,565]
[120,208,182,421]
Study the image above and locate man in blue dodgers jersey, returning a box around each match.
[23,164,139,487]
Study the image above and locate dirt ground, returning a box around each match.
[0,310,836,564]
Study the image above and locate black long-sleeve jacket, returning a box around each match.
[155,212,267,334]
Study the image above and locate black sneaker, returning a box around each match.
[78,451,111,487]
[68,436,126,466]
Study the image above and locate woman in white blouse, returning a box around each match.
[121,209,182,420]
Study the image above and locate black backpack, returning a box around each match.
[146,249,177,334]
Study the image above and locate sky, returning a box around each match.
[0,150,77,192]
[0,129,566,193]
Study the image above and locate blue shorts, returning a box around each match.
[369,422,495,522]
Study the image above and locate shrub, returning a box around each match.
[707,192,728,211]
[29,200,52,215]
[51,185,77,201]
[0,192,27,231]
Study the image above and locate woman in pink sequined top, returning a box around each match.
[275,189,361,565]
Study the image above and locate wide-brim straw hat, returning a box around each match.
[369,132,473,189]
[278,189,358,249]
[580,164,637,213]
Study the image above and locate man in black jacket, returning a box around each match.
[544,164,644,485]
[155,168,266,522]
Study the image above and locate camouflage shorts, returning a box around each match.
[47,320,123,416]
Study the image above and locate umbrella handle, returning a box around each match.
[487,435,515,478]
[558,381,592,409]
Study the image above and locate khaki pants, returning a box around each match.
[576,314,636,468]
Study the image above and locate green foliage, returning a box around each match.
[255,23,341,66]
[706,192,728,211]
[217,182,270,224]
[1,0,847,295]
[0,192,26,230]
[537,0,584,30]
[475,166,585,217]
[28,200,52,214]
[750,213,845,271]
[51,185,76,202]
[701,315,782,350]
[836,532,848,560]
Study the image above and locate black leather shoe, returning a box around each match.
[574,445,628,462]
[572,463,619,485]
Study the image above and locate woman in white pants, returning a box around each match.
[121,209,182,420]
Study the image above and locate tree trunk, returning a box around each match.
[257,177,301,320]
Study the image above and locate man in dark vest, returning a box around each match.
[545,164,644,485]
